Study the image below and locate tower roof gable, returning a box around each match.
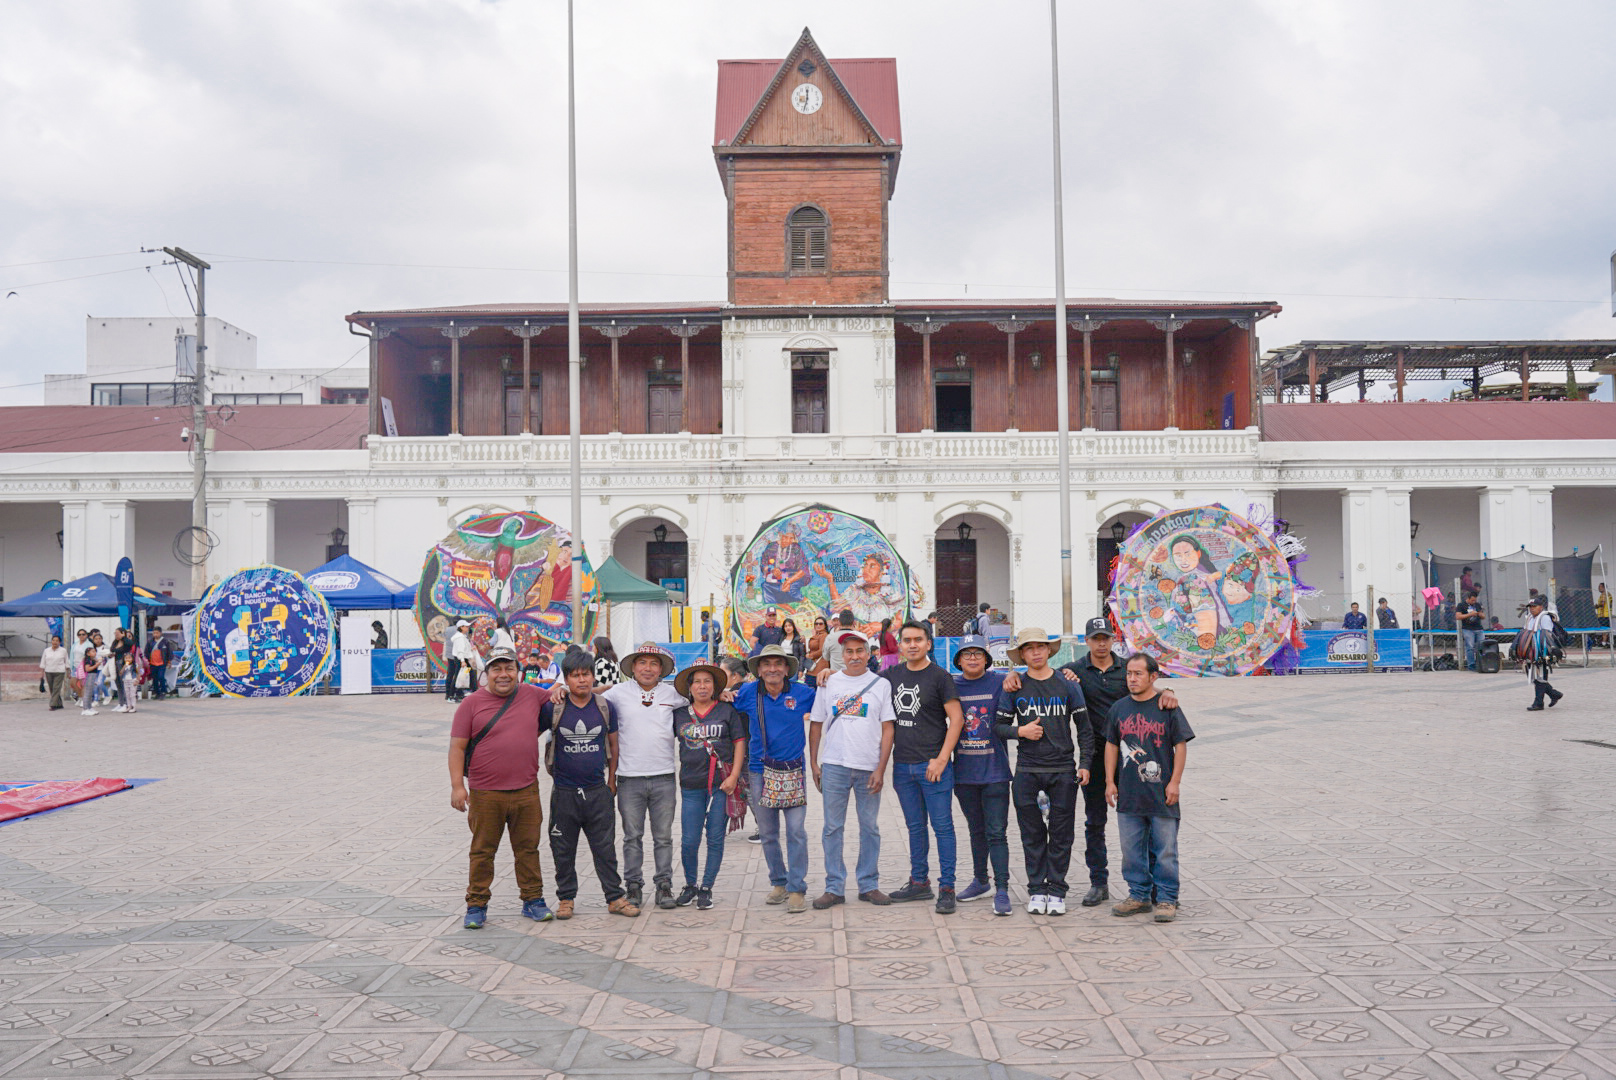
[714,28,900,148]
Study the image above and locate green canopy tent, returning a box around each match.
[594,556,672,659]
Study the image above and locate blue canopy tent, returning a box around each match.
[303,554,415,610]
[0,573,194,618]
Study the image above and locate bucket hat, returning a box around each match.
[1006,626,1062,665]
[619,641,676,679]
[746,643,799,680]
[673,662,730,699]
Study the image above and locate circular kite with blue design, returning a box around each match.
[193,565,335,697]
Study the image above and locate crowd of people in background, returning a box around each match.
[447,615,1196,928]
[38,624,176,716]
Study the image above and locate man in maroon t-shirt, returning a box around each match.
[449,645,553,928]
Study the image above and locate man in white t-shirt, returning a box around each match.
[808,630,896,909]
[601,642,687,910]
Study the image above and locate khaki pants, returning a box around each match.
[45,671,65,709]
[466,783,545,907]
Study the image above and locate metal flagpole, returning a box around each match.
[566,0,584,644]
[1049,0,1073,638]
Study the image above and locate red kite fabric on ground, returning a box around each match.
[0,778,132,823]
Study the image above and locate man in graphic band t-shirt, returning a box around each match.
[882,621,965,913]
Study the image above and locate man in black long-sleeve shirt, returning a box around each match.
[996,628,1091,916]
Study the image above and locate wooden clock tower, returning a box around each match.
[714,29,902,306]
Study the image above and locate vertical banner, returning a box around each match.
[340,615,373,695]
[114,557,135,633]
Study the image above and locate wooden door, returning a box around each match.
[647,384,683,434]
[934,539,978,609]
[792,371,827,433]
[1095,382,1120,430]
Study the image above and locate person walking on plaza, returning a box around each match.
[732,644,816,913]
[884,621,965,912]
[1375,597,1399,629]
[115,642,142,714]
[809,629,895,909]
[671,662,747,909]
[590,637,621,687]
[78,645,101,717]
[1456,591,1486,671]
[69,628,90,705]
[950,635,1012,915]
[807,616,829,670]
[1522,595,1564,711]
[39,634,68,711]
[596,642,685,910]
[544,649,637,919]
[445,619,474,702]
[1053,618,1179,907]
[1106,653,1194,922]
[447,644,554,928]
[877,618,901,671]
[996,627,1092,916]
[147,630,174,700]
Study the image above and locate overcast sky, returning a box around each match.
[3,0,1614,403]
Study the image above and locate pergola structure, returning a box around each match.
[1261,340,1616,402]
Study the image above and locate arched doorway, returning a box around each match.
[1096,512,1151,603]
[612,517,689,603]
[933,513,1010,635]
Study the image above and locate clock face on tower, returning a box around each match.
[790,83,823,114]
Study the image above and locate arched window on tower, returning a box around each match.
[787,206,828,272]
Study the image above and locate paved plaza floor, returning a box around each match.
[3,668,1616,1080]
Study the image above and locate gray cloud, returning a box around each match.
[2,0,1613,402]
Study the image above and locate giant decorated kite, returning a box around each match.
[415,510,596,670]
[193,565,335,697]
[1108,505,1296,677]
[727,504,912,655]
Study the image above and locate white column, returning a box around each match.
[208,498,275,581]
[345,496,378,566]
[60,500,88,580]
[1480,484,1554,557]
[1341,486,1412,612]
[874,320,897,436]
[721,319,745,438]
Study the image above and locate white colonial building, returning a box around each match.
[1,30,1612,656]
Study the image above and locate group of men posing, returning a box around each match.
[448,612,1193,927]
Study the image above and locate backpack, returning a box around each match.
[1549,614,1570,650]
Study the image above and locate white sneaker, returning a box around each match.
[81,709,98,716]
[113,705,127,713]
[1045,895,1066,916]
[1026,894,1047,915]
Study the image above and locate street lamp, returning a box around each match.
[1110,521,1127,543]
[1410,520,1421,541]
[652,523,668,544]
[955,521,973,542]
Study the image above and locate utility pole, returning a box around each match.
[565,0,584,644]
[1048,0,1073,638]
[164,247,211,598]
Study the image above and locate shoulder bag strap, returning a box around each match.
[824,673,882,738]
[463,690,520,775]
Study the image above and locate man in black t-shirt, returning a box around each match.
[882,621,965,913]
[1456,591,1485,671]
[1105,653,1194,923]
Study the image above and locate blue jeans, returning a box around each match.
[680,787,729,889]
[749,771,808,894]
[954,780,1010,889]
[1460,628,1484,669]
[820,763,882,896]
[892,761,956,890]
[1118,813,1180,904]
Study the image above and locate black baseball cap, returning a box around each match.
[1084,617,1114,638]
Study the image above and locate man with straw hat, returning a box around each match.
[602,641,685,911]
[670,660,748,909]
[995,627,1092,917]
[732,644,817,914]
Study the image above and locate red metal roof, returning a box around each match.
[0,405,368,454]
[715,57,901,146]
[1262,401,1616,441]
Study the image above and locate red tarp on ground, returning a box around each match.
[0,778,131,823]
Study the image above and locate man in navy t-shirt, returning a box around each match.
[950,636,1012,916]
[541,650,635,920]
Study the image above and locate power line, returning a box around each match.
[0,251,144,270]
[1,264,158,295]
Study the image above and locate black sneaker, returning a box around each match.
[626,883,643,908]
[655,884,676,910]
[889,880,934,903]
[675,885,699,907]
[696,888,714,910]
[935,888,957,915]
[747,831,762,844]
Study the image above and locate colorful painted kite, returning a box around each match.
[193,565,335,697]
[415,511,596,670]
[1109,505,1296,677]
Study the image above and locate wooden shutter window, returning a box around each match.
[788,206,828,273]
